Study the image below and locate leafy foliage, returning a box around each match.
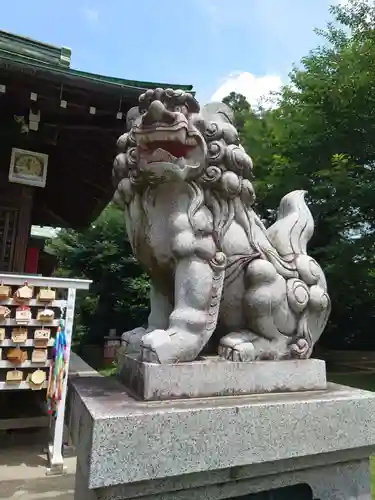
[48,204,149,345]
[224,0,375,349]
[223,92,251,131]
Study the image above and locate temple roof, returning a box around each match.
[0,30,193,96]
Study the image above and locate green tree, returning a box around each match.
[224,0,375,349]
[48,204,149,345]
[223,92,251,132]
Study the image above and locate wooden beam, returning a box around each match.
[44,123,119,133]
[0,75,127,118]
[12,185,33,272]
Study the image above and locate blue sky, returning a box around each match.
[2,0,342,105]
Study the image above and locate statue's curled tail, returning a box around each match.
[267,190,313,257]
[267,190,331,357]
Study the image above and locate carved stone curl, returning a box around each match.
[112,88,331,364]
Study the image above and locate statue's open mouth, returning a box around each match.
[141,139,196,159]
[135,127,204,169]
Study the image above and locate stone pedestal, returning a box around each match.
[69,361,375,500]
[117,350,327,400]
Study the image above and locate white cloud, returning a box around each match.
[82,6,99,23]
[210,72,283,109]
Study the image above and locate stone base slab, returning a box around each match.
[68,375,375,490]
[117,349,327,400]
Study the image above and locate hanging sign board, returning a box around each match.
[9,148,48,188]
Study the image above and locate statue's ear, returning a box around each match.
[201,102,234,125]
[126,106,141,131]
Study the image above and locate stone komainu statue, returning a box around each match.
[112,88,331,364]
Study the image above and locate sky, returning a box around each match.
[1,0,345,107]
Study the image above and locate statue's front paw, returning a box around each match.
[140,329,169,363]
[141,328,202,364]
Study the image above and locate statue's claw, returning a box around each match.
[121,327,148,357]
[219,332,296,361]
[141,345,160,363]
[221,343,256,362]
[218,332,256,362]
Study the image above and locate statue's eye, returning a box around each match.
[174,106,182,113]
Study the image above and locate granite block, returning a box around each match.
[78,449,374,500]
[117,350,327,400]
[68,376,375,489]
[82,458,371,500]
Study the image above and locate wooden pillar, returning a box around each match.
[12,186,34,272]
[25,247,40,274]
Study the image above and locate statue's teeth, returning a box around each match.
[152,131,170,142]
[176,129,186,144]
[186,137,197,146]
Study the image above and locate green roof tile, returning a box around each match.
[0,30,71,67]
[0,30,193,94]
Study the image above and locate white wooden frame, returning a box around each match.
[9,148,49,188]
[0,273,91,475]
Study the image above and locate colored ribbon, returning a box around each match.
[46,317,67,417]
